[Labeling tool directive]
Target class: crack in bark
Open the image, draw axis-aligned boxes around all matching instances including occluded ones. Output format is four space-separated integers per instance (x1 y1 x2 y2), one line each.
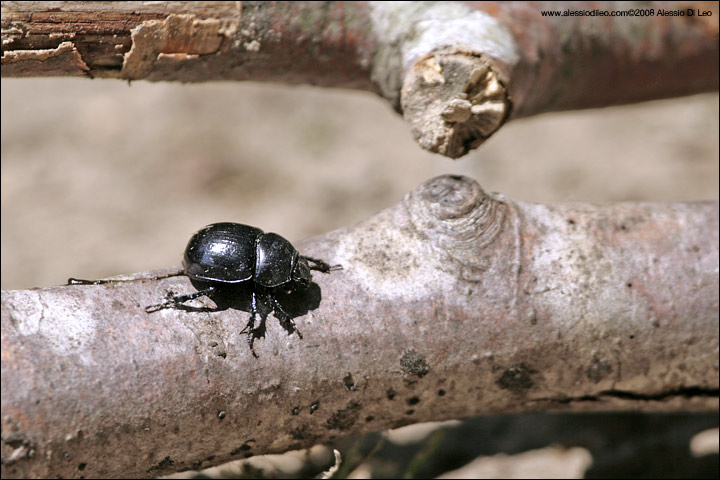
542 387 720 404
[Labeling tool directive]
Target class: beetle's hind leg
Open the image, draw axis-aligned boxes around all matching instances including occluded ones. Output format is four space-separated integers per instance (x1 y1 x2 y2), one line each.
145 286 215 313
300 256 342 273
70 269 185 286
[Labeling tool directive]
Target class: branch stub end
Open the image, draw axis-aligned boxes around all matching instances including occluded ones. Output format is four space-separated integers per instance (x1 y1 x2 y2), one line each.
401 50 511 159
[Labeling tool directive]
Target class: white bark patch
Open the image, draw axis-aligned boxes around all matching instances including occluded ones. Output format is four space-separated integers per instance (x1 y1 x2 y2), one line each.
122 14 236 79
369 1 519 68
333 208 458 301
8 290 97 360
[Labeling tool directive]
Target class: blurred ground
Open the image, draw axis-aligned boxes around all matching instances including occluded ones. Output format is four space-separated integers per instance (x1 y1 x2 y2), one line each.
1 79 718 478
1 79 717 289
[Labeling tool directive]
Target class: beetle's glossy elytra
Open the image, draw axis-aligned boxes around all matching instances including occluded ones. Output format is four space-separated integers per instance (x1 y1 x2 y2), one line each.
146 222 340 357
182 223 310 288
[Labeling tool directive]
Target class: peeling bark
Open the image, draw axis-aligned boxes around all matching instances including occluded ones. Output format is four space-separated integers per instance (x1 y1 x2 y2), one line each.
2 1 717 158
2 175 718 478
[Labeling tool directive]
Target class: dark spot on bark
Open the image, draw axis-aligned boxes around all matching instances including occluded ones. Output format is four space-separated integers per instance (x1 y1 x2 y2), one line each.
405 409 415 415
496 363 536 391
343 372 356 391
78 463 87 471
217 411 226 420
310 401 320 414
230 441 255 456
365 415 374 422
400 349 430 378
620 224 628 231
291 406 301 415
407 396 420 405
437 389 446 396
290 424 315 441
586 360 613 383
629 335 635 339
205 455 215 462
2 430 30 448
325 401 362 431
567 218 576 225
216 350 227 359
626 282 632 288
148 456 174 472
386 388 396 400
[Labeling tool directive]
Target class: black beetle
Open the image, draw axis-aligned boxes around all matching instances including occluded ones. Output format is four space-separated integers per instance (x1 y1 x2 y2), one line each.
69 222 340 357
145 222 340 356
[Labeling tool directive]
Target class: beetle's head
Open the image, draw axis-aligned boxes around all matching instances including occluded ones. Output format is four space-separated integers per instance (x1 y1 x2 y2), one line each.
291 256 312 288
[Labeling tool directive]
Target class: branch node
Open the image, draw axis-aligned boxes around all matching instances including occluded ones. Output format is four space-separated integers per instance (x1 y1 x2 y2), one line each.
404 175 507 276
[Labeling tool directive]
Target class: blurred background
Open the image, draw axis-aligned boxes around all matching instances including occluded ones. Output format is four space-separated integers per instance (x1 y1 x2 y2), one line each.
1 79 717 477
1 79 717 289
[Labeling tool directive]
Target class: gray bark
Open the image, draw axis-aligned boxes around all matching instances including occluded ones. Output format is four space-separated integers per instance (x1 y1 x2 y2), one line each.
2 175 718 478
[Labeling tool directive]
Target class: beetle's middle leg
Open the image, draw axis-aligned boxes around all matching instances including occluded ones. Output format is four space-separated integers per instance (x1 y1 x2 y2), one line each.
240 290 269 358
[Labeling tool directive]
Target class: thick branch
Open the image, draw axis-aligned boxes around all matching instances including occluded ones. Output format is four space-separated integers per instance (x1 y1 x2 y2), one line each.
2 175 718 478
2 2 717 158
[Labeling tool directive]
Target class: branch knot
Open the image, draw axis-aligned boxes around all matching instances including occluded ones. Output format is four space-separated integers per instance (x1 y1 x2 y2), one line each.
404 175 506 279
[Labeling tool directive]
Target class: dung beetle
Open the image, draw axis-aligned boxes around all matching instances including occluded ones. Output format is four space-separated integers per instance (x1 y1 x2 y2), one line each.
145 222 341 356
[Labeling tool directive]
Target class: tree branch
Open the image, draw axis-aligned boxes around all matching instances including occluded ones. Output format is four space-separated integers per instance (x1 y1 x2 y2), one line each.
2 175 718 478
2 1 717 158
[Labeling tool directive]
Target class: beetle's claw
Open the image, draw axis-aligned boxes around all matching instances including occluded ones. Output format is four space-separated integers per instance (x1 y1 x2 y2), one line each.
248 338 259 358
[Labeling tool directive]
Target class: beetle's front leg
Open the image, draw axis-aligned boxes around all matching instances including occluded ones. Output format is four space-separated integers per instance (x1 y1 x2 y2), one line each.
300 256 342 273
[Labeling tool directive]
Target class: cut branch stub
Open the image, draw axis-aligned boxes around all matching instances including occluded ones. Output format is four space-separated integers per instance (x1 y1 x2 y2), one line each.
401 50 510 159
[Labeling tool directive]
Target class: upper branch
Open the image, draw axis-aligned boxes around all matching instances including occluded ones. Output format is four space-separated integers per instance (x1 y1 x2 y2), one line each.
396 1 719 157
2 2 717 157
0 1 378 89
2 175 718 478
